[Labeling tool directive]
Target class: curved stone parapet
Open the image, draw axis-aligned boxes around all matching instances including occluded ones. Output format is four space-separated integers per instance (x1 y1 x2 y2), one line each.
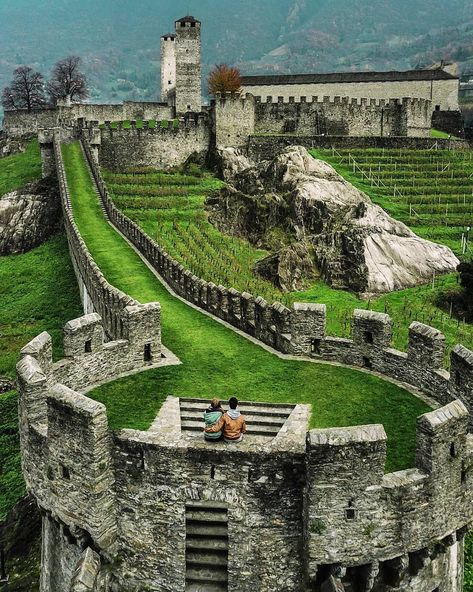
17 320 473 591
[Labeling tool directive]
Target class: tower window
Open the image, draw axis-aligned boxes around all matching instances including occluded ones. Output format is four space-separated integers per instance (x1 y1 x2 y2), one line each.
364 331 374 344
144 343 152 362
84 339 92 353
168 81 172 85
191 22 196 27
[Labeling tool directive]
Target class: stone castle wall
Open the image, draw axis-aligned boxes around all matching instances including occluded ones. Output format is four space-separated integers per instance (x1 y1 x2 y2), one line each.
17 315 473 591
81 136 473 419
253 96 431 138
3 101 173 136
242 77 460 112
96 116 210 170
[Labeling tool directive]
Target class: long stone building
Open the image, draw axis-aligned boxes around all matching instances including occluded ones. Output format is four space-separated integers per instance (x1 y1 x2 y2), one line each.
241 65 460 112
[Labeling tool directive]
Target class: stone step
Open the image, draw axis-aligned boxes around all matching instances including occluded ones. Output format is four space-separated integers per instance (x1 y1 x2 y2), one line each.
185 583 228 592
186 501 228 511
179 398 294 413
181 420 279 437
182 413 286 427
186 524 229 538
186 511 228 523
186 538 229 552
186 568 228 584
180 402 293 417
186 552 228 568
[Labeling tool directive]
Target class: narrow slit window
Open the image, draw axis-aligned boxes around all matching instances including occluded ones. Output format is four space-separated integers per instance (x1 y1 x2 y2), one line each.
84 339 92 353
144 343 152 362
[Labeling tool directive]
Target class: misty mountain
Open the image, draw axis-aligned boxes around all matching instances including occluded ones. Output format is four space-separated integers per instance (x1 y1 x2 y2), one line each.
1 0 473 105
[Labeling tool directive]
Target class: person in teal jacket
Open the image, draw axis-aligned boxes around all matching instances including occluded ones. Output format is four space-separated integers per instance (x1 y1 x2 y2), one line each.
203 398 224 441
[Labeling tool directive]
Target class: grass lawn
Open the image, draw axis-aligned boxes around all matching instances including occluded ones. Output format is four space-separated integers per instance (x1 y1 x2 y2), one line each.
62 140 432 473
0 140 41 196
0 235 82 520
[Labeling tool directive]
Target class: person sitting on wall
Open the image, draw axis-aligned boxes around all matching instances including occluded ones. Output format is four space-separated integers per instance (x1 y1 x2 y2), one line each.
205 397 247 443
203 398 225 442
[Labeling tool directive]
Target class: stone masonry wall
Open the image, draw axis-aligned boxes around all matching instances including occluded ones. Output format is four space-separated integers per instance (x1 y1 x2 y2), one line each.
252 96 431 138
2 101 173 136
17 321 473 591
247 134 471 161
15 136 473 591
96 116 210 171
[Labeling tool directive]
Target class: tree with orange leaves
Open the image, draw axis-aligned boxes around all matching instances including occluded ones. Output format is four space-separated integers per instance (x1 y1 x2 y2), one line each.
208 64 242 96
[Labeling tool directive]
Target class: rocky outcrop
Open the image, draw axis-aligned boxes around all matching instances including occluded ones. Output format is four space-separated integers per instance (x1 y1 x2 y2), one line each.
254 242 317 292
0 134 32 159
209 146 459 295
0 179 60 255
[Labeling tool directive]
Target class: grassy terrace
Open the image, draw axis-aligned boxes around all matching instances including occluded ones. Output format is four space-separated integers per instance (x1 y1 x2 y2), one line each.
62 141 432 473
0 139 41 195
312 148 473 256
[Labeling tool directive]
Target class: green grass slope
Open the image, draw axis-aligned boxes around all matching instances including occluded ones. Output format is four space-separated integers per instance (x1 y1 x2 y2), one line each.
0 235 82 520
63 141 432 473
0 140 41 196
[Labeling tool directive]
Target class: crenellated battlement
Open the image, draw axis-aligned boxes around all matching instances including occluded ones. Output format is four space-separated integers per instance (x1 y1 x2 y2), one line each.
95 113 209 133
17 309 473 591
252 94 432 108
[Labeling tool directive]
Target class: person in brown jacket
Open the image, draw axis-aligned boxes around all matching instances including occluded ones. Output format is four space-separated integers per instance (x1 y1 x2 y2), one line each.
205 397 247 443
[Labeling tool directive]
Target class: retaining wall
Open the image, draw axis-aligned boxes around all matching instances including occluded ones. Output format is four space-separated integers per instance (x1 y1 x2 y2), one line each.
95 115 210 170
247 134 471 161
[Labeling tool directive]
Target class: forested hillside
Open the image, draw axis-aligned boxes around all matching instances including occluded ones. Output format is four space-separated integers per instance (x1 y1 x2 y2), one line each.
1 0 473 105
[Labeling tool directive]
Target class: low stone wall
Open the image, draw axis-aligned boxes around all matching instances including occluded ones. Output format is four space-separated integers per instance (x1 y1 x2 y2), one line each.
2 101 173 137
247 134 471 161
95 115 211 170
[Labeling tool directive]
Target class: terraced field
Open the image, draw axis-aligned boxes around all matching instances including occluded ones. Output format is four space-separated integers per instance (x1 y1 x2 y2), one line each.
313 148 473 255
103 169 284 303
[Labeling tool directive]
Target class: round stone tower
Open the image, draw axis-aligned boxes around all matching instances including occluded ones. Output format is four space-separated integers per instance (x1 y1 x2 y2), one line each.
160 33 176 105
174 15 202 115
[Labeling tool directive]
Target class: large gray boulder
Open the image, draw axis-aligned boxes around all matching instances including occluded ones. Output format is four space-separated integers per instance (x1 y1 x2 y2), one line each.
0 179 60 255
211 146 459 295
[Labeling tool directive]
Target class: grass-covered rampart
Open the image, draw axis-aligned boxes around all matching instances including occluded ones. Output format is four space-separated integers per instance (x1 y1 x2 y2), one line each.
63 141 432 473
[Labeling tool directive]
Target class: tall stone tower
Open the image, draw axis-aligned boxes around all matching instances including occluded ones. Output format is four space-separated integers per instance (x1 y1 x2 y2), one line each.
174 15 202 114
160 33 176 105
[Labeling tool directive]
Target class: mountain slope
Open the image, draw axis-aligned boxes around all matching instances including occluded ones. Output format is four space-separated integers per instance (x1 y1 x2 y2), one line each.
0 0 472 105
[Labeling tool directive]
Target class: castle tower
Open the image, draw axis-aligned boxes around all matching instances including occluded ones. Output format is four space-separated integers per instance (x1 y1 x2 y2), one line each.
174 15 202 114
160 33 176 105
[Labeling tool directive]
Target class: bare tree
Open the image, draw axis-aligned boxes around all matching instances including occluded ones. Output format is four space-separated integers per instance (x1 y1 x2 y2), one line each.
1 66 46 111
47 56 89 105
208 64 242 96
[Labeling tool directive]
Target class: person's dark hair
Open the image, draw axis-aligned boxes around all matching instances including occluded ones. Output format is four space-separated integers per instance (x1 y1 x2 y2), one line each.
229 397 238 410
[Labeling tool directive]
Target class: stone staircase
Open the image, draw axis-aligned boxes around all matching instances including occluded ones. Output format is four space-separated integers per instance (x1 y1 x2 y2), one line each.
185 501 229 591
179 398 295 439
